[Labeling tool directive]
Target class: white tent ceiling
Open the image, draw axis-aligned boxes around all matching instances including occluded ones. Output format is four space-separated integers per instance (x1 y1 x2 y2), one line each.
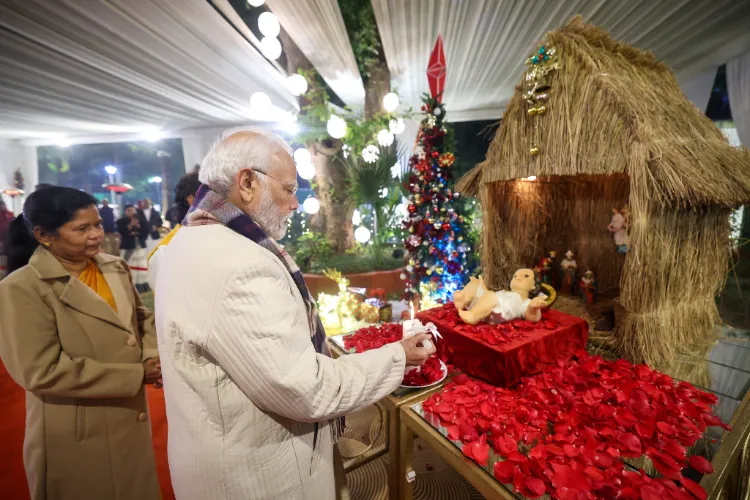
371 0 750 121
2 0 750 145
0 0 298 143
265 0 365 107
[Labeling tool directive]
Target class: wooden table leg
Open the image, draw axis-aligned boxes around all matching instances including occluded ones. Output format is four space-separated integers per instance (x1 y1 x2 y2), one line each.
399 418 415 500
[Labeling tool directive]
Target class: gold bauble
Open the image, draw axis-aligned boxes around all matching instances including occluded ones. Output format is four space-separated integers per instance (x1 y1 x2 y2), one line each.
428 218 435 224
530 147 540 156
436 267 444 275
527 107 537 116
536 105 547 115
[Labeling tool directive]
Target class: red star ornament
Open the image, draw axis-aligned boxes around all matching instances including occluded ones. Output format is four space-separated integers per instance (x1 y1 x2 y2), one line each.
427 35 446 103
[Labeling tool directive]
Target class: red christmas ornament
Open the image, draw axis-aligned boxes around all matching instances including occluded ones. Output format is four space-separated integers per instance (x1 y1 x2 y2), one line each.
431 151 439 159
442 222 451 231
408 204 416 213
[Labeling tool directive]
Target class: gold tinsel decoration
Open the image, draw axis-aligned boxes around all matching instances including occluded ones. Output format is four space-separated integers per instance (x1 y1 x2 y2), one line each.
524 44 559 156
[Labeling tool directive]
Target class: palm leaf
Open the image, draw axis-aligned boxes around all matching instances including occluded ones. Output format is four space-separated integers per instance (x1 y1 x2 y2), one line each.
342 141 400 212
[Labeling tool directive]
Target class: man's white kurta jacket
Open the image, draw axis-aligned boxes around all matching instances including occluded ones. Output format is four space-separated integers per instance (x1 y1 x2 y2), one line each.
154 224 406 499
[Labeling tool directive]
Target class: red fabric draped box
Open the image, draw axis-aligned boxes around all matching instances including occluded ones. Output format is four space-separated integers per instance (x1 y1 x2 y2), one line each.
417 303 588 388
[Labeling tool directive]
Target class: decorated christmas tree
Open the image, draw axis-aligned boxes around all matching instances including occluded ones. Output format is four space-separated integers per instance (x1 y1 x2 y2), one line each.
402 91 474 304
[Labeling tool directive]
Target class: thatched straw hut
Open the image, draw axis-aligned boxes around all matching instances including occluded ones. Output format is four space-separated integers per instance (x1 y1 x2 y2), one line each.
458 17 750 365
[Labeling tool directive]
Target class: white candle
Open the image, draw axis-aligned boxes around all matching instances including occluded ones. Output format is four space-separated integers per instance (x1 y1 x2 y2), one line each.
403 302 433 349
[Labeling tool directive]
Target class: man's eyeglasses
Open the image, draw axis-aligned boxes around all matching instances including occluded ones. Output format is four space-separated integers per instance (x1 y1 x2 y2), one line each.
251 168 298 196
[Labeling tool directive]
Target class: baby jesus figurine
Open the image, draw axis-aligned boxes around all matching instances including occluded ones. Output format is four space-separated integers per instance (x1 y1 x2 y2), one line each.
452 269 548 326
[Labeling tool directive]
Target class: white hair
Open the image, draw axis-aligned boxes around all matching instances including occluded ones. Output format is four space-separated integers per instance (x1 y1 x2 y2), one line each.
198 126 293 194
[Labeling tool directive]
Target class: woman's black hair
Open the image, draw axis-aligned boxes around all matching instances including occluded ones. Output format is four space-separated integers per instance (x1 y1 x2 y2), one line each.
4 187 97 273
174 169 201 221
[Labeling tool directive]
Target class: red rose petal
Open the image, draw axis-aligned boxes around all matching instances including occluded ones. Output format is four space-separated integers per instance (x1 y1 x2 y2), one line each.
641 485 662 500
619 432 643 453
470 435 490 466
563 444 579 457
447 425 460 441
681 477 707 500
636 422 654 438
584 466 604 482
494 460 515 483
657 421 677 436
526 477 546 498
688 455 714 474
650 457 683 481
508 451 527 463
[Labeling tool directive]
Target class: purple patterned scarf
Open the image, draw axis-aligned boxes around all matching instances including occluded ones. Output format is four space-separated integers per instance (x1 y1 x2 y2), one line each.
184 185 342 442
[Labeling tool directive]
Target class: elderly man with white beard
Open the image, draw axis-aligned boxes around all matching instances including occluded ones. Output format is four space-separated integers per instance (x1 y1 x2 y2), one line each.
154 127 435 500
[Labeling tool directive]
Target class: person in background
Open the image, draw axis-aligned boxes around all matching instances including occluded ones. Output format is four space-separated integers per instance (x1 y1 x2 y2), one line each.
164 203 180 228
117 204 142 262
98 199 118 256
155 128 434 499
0 187 161 500
147 168 200 290
140 198 163 255
0 199 14 248
0 200 14 273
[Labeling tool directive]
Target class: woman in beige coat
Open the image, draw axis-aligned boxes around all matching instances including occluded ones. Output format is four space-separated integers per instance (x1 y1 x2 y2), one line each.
0 187 162 500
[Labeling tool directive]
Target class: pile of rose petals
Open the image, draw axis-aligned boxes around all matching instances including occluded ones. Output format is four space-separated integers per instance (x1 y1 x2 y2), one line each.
419 303 560 346
422 351 729 499
343 323 403 352
403 356 445 386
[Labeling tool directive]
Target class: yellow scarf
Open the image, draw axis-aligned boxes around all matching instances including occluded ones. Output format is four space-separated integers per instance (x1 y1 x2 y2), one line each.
148 224 181 263
79 260 117 312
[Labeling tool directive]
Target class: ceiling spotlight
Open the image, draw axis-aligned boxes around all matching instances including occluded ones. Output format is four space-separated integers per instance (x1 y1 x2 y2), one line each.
104 165 118 175
258 12 280 38
247 0 265 6
260 37 282 60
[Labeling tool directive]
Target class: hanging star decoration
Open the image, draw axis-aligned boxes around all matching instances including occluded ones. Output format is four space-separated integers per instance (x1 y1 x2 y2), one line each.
524 43 559 156
427 35 446 103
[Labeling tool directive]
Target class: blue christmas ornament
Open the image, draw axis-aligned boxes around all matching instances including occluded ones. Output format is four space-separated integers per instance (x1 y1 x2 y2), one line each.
538 46 545 55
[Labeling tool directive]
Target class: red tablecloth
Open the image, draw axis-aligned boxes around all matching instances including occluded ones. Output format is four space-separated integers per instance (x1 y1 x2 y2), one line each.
418 304 588 387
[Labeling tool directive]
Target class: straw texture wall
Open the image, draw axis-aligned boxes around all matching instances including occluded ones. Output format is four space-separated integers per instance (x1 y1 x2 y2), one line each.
460 17 750 365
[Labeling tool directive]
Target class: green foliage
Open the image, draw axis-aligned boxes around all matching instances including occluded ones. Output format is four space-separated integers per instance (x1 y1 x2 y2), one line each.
292 231 333 271
338 0 382 82
295 69 332 146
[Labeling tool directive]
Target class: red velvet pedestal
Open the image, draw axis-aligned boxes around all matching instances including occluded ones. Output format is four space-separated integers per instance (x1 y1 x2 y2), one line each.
417 304 588 388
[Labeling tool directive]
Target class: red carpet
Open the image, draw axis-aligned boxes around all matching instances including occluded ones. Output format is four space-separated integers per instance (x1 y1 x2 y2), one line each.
0 362 175 500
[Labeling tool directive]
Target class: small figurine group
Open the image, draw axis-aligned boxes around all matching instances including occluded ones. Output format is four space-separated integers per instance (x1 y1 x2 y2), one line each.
535 249 597 305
